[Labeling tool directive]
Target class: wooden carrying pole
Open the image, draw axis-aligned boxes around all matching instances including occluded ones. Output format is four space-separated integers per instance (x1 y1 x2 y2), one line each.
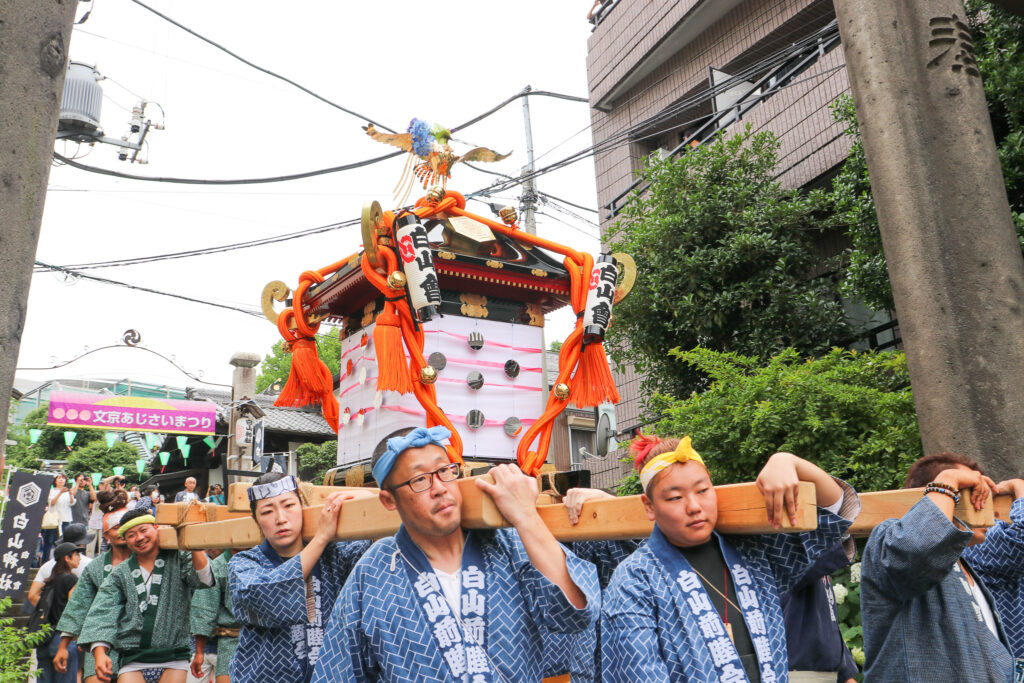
161 478 818 550
158 482 1010 551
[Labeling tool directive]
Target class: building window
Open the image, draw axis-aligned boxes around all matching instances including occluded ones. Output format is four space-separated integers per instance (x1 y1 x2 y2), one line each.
569 427 595 470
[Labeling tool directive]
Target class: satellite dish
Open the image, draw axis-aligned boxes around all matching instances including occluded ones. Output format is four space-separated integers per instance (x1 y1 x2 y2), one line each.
595 411 616 457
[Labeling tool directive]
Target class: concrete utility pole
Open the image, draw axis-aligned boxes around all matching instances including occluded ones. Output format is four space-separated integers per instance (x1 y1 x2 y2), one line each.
0 0 81 471
520 86 551 405
520 85 538 237
833 0 1024 480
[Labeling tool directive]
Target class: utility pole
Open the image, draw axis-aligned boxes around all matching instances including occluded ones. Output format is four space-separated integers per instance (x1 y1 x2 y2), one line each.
0 0 81 471
520 85 538 236
519 85 550 406
833 0 1024 480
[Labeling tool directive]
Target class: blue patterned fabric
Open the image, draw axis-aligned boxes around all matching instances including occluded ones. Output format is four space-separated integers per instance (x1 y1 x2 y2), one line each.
541 540 640 683
229 539 371 683
310 528 599 682
372 425 450 485
601 479 859 683
139 666 164 683
862 496 1015 682
964 497 1024 660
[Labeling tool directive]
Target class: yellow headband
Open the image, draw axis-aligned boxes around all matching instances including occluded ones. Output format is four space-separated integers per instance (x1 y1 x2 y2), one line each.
639 436 705 491
118 514 156 537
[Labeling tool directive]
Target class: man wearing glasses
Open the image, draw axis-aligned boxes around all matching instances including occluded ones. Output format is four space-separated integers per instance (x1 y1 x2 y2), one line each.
311 425 600 683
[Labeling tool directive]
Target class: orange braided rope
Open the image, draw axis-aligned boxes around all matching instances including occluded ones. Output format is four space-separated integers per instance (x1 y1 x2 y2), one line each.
273 255 356 432
360 246 464 463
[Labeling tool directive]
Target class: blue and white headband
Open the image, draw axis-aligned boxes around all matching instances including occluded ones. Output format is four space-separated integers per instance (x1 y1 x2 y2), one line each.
247 475 299 503
372 426 451 486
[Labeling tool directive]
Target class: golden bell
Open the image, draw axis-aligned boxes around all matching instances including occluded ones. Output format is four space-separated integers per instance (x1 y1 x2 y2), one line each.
420 366 438 384
499 206 518 225
553 382 570 400
387 271 407 289
426 186 446 203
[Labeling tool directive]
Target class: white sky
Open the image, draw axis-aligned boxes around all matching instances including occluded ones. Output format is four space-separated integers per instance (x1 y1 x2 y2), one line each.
19 0 603 392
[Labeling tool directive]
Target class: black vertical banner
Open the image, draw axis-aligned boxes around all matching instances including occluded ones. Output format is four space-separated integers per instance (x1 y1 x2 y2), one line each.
0 471 54 600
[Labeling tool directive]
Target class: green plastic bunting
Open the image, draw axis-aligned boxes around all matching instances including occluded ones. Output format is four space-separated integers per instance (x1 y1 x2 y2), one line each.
145 433 156 451
176 436 191 462
29 429 42 445
91 472 102 487
159 452 170 466
203 436 216 450
113 466 125 476
136 459 146 475
105 432 117 450
63 431 76 448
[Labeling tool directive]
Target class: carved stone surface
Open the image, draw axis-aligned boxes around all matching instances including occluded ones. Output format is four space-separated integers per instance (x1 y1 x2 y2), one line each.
834 0 1024 479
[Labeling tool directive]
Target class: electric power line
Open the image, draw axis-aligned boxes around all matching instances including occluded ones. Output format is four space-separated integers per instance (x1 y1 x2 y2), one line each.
36 215 360 271
47 23 842 277
128 0 398 133
53 150 403 185
33 260 263 317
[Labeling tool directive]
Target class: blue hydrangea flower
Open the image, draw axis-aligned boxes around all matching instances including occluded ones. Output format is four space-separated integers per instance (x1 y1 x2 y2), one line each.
408 118 434 157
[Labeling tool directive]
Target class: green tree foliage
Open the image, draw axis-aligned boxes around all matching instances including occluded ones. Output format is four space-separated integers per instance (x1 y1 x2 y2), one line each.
296 440 338 485
971 0 1024 219
834 1 1024 311
0 597 49 682
608 127 850 398
4 405 103 470
616 348 922 495
66 442 145 483
256 334 342 394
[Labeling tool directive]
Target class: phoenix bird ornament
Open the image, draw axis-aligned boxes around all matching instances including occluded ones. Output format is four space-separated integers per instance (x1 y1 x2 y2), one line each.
364 118 511 204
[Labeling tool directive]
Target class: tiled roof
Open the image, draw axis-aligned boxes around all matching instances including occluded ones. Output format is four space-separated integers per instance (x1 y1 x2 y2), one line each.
187 388 335 438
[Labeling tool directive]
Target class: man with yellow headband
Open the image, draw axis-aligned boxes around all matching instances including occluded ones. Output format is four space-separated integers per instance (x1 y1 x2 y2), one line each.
602 435 860 683
53 506 133 682
79 507 213 683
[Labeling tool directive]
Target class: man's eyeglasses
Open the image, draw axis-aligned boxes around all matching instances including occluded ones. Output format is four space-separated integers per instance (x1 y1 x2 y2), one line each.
390 463 461 493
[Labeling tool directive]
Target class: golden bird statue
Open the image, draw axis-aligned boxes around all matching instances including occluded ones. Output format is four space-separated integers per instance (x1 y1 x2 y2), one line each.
364 119 511 204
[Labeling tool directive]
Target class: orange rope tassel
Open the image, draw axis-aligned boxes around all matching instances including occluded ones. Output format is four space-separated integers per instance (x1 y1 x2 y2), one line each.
373 305 413 394
275 337 339 432
571 342 620 407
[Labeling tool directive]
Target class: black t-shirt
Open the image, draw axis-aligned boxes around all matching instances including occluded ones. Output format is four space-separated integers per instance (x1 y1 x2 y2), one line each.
678 539 760 682
47 572 78 626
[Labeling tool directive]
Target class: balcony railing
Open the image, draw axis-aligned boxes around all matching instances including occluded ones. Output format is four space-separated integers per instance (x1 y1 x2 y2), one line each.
604 20 841 219
588 0 620 29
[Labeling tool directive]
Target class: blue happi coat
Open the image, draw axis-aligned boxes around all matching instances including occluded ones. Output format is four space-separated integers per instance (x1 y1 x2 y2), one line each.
310 527 600 682
229 539 371 683
863 496 1015 682
602 479 859 683
964 497 1024 662
541 540 641 683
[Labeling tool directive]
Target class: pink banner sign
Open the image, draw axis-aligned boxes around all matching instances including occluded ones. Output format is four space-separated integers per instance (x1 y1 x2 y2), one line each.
47 391 217 435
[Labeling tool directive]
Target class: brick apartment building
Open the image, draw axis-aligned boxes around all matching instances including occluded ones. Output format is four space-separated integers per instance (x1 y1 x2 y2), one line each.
584 0 875 487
